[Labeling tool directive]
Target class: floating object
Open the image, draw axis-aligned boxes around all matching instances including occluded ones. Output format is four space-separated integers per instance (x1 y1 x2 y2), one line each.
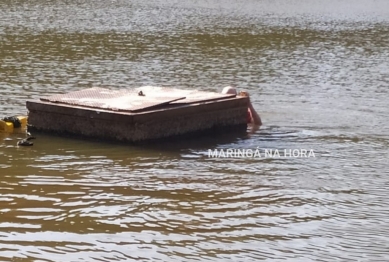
17 134 36 147
17 139 34 146
26 87 249 143
0 121 14 133
0 116 28 133
26 135 36 141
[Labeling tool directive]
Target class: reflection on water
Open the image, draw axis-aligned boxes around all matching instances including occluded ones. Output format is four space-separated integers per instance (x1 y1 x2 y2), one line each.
1 0 389 261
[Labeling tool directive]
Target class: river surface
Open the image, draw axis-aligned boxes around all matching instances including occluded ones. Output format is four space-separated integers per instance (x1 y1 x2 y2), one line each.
1 0 389 261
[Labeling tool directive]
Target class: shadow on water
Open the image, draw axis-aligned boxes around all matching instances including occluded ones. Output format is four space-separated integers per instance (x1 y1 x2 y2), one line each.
23 125 249 152
155 129 250 151
2 123 326 153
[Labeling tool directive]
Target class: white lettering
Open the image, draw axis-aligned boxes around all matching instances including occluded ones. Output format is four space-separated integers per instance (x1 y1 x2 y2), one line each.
300 149 307 157
273 149 280 158
265 149 273 158
308 149 315 158
292 149 300 157
235 149 245 158
226 149 233 158
208 148 316 158
218 149 225 158
284 149 292 157
208 149 218 158
246 149 253 157
254 148 261 158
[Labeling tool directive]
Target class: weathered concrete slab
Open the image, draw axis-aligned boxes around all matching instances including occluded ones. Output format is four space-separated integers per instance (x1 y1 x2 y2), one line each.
40 87 236 113
134 86 236 104
27 87 249 143
40 87 186 112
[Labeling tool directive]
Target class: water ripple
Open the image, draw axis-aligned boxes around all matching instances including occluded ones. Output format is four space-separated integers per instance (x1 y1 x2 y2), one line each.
1 0 389 261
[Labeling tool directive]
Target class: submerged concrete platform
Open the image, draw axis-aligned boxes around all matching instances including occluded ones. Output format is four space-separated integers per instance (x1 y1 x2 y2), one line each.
26 86 249 143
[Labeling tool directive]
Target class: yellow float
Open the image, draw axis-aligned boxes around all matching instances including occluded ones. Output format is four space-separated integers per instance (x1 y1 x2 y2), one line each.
0 116 28 133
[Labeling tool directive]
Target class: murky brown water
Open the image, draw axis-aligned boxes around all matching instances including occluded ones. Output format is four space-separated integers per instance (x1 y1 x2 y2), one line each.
1 0 389 261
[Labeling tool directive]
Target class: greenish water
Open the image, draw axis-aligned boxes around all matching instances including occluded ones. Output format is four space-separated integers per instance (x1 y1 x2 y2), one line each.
1 0 389 261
